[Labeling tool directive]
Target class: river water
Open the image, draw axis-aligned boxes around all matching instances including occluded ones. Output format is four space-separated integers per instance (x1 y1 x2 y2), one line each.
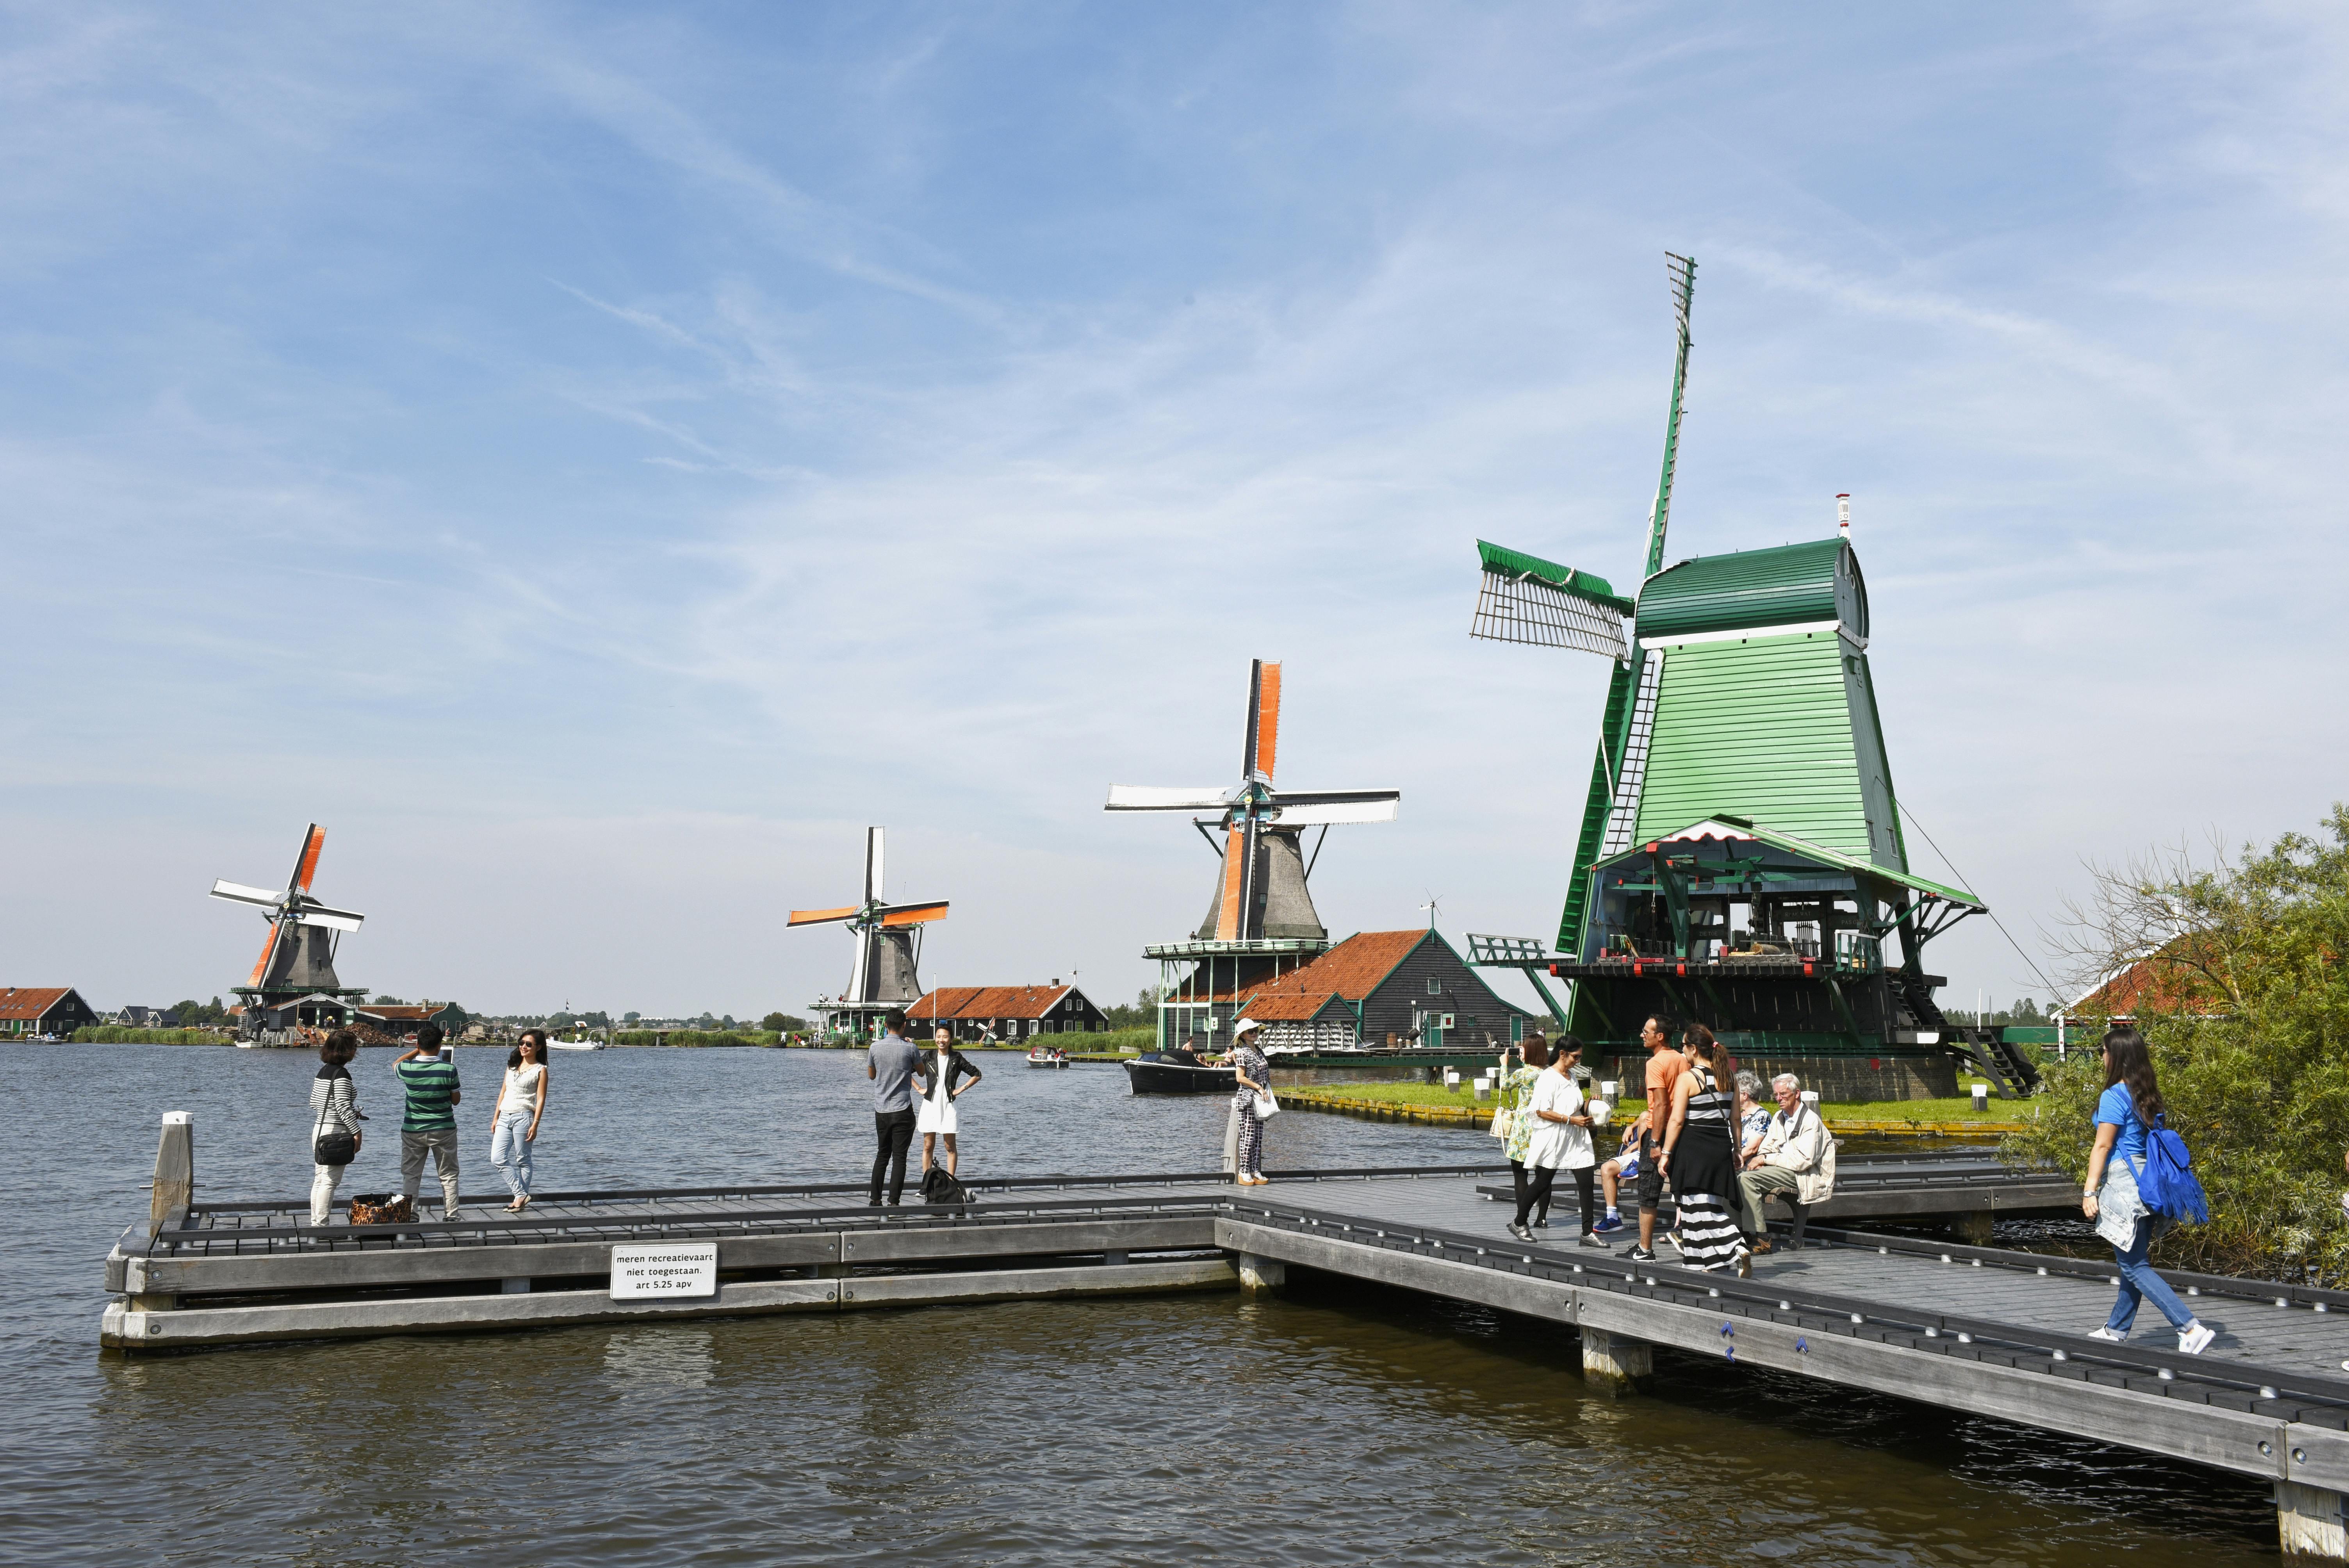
1 1044 2285 1564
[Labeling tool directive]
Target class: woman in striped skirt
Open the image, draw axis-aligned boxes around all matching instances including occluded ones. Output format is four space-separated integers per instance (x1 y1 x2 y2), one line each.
1657 1023 1750 1277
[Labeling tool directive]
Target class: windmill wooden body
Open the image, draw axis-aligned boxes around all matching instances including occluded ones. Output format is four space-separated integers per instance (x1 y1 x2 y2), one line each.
209 823 369 1039
788 827 947 1042
1107 660 1399 1050
1466 256 2026 1099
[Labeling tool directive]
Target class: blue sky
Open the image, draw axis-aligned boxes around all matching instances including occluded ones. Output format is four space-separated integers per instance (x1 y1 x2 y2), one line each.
4 3 2344 1018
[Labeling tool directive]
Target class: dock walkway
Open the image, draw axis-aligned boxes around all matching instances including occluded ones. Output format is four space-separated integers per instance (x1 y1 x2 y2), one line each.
100 1123 2349 1559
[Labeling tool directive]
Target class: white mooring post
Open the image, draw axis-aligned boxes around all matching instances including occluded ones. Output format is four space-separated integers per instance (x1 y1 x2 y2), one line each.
1970 1081 1990 1112
150 1112 194 1236
2278 1479 2349 1561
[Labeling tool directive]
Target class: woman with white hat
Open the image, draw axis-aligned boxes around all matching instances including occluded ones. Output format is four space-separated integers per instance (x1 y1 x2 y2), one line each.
1227 1017 1274 1185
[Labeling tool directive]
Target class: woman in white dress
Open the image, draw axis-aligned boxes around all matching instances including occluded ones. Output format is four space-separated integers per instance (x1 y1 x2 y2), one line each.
915 1027 982 1178
1509 1036 1602 1246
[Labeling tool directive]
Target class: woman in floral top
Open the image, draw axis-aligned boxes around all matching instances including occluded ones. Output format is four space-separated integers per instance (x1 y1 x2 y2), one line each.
1499 1037 1553 1224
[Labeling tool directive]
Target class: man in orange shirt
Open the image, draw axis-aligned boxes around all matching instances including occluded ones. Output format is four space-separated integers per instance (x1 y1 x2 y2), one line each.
1626 1015 1681 1263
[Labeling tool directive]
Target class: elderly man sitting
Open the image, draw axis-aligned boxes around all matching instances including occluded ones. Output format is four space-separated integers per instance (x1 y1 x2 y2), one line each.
1736 1073 1835 1254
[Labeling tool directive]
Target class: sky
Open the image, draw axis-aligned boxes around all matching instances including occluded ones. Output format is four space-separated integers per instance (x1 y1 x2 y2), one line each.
3 2 2345 1019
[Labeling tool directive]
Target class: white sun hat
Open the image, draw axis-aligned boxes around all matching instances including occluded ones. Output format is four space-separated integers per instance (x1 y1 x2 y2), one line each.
1232 1017 1263 1036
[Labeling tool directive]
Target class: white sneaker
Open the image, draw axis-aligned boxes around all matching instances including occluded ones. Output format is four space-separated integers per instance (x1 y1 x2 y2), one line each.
2085 1326 2125 1342
2178 1322 2214 1356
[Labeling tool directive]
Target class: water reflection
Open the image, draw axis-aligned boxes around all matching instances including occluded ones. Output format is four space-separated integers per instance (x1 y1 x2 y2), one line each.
602 1327 715 1390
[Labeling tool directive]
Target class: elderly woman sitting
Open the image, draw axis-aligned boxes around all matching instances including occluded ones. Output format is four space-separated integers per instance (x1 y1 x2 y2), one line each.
1735 1073 1836 1253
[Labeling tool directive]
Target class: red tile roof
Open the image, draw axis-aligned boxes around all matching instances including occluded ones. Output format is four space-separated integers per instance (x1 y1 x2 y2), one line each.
1235 930 1431 1021
2070 944 2228 1018
911 985 1077 1021
361 1004 457 1023
0 987 80 1022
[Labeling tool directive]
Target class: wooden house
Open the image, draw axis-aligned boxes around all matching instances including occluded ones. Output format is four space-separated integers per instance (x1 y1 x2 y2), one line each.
909 982 1109 1041
0 986 100 1038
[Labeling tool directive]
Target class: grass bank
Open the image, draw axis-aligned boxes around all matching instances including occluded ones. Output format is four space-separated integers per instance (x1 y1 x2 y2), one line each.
69 1027 236 1045
1277 1082 2033 1136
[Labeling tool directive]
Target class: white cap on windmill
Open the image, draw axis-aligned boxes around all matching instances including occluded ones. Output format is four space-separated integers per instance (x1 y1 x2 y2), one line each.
1837 494 1851 538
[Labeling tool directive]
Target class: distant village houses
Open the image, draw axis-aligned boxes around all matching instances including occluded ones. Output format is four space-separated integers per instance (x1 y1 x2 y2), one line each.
911 982 1107 1041
0 986 99 1038
114 1005 182 1028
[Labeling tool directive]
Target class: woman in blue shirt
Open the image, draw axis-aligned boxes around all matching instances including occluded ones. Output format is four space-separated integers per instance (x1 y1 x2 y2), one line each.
2082 1026 2214 1354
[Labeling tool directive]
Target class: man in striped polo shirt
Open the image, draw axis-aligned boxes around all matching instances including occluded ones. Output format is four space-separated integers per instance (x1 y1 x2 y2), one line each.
395 1023 463 1221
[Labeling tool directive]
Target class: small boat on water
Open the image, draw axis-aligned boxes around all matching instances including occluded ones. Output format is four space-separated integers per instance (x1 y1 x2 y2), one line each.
1025 1045 1069 1068
547 1036 604 1052
1121 1051 1237 1095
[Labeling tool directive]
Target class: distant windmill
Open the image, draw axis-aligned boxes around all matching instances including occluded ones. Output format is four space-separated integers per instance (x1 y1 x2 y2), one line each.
788 827 948 1040
1107 659 1401 944
209 823 368 1036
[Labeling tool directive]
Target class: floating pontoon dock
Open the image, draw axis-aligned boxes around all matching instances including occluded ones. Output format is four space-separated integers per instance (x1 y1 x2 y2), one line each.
103 1115 2349 1559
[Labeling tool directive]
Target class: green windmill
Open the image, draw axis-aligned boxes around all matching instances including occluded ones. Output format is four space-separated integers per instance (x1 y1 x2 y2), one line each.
1465 255 2029 1099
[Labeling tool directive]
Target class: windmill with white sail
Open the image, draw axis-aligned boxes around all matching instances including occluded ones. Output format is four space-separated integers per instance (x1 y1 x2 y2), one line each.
1107 659 1400 1048
209 823 369 1041
788 827 948 1042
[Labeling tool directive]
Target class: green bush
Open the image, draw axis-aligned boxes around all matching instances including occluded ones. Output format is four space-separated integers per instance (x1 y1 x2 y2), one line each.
2004 805 2349 1281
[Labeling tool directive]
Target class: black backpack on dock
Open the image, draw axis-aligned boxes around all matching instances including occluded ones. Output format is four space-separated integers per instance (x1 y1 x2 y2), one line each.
921 1166 971 1208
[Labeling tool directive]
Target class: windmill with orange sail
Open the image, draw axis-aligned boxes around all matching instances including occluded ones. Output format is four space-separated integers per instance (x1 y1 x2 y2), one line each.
788 827 948 1042
1107 659 1399 1049
209 823 369 1041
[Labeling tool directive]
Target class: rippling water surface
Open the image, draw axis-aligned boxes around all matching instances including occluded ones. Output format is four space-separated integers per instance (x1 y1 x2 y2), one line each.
1 1044 2284 1564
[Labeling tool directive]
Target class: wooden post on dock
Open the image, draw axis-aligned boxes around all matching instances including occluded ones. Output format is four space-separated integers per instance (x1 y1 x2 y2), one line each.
149 1112 193 1236
1580 1327 1650 1396
2278 1480 2349 1562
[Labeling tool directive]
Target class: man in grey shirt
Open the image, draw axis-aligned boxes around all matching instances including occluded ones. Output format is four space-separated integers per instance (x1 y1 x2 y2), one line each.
867 1012 920 1205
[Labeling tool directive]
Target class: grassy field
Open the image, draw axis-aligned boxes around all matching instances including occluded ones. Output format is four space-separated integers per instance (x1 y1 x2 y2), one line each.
1280 1081 2033 1126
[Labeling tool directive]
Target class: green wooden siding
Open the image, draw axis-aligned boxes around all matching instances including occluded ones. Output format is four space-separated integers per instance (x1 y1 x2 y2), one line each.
1631 631 1898 865
1634 538 1865 641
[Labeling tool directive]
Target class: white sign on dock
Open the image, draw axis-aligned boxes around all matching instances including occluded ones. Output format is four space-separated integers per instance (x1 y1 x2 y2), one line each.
609 1242 719 1300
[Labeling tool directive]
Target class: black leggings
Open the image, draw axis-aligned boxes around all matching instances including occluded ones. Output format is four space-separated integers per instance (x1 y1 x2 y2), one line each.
1513 1163 1597 1231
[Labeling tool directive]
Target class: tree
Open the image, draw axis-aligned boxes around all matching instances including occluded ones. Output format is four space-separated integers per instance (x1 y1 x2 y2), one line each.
761 1012 809 1032
2005 805 2349 1279
1104 985 1167 1032
372 995 408 1005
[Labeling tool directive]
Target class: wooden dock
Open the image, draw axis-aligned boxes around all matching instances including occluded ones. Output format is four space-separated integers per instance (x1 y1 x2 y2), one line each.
103 1116 2349 1559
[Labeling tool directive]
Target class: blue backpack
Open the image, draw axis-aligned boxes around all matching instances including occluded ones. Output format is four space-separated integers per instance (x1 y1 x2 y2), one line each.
2129 1112 2210 1225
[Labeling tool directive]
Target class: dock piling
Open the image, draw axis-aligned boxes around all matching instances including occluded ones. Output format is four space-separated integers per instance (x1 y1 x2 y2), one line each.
148 1112 192 1236
2277 1479 2349 1561
1237 1253 1286 1294
1579 1327 1651 1396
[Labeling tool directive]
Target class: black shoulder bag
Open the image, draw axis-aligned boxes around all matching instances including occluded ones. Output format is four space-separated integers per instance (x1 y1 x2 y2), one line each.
313 1073 359 1167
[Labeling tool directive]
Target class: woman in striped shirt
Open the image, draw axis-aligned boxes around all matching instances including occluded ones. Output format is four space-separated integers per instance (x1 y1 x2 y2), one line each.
308 1030 364 1226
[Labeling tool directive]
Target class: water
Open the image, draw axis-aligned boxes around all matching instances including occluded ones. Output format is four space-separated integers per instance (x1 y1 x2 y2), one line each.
1 1044 2285 1565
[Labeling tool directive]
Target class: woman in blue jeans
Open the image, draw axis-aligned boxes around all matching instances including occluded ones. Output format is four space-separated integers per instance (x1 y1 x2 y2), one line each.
490 1031 550 1211
2082 1026 2214 1354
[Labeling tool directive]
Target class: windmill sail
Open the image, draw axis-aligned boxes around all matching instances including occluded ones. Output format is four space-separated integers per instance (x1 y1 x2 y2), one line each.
1111 660 1396 948
1470 541 1634 659
788 826 949 1027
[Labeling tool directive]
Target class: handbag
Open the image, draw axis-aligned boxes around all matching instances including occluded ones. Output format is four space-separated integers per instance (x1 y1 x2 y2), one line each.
1489 1105 1515 1140
1253 1090 1281 1119
312 1074 358 1167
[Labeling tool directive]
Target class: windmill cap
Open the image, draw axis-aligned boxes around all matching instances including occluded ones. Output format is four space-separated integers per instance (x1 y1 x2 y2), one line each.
1233 1017 1263 1035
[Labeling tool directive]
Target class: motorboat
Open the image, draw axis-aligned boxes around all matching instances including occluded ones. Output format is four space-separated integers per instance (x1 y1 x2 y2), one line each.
547 1036 604 1052
1025 1045 1069 1068
1121 1051 1237 1095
